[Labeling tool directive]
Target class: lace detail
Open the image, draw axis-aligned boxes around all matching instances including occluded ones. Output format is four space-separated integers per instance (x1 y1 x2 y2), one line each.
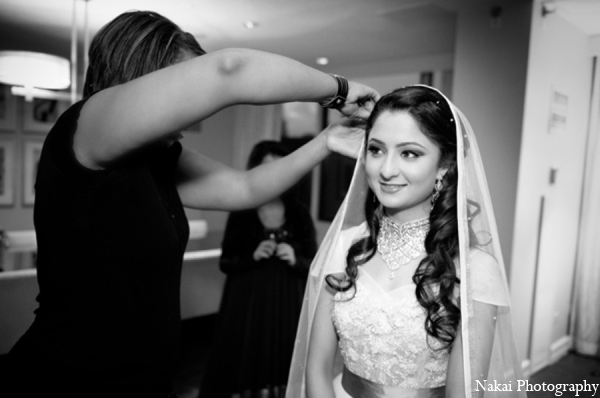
332 274 449 388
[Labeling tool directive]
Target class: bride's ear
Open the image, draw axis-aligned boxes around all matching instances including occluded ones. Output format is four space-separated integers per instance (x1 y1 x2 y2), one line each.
437 167 449 180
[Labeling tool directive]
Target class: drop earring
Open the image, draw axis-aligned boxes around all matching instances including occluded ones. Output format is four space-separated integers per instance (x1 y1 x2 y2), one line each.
372 193 378 204
431 177 443 207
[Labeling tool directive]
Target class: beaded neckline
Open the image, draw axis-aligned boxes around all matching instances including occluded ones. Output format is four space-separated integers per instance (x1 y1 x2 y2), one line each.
377 215 430 279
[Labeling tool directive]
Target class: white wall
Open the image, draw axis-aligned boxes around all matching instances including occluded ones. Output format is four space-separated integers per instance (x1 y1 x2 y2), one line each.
452 2 532 277
510 0 593 373
329 53 453 86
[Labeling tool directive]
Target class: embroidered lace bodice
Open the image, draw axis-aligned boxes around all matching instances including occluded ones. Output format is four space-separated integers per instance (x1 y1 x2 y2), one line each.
332 268 449 388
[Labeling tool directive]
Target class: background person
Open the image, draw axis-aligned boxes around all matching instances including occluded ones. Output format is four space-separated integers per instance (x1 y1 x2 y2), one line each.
200 140 318 398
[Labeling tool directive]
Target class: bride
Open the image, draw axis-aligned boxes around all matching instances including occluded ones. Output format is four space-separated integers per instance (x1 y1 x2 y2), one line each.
286 85 527 398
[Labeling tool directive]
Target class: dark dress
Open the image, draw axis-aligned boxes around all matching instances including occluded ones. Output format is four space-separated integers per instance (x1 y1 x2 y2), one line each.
4 100 190 397
200 200 317 398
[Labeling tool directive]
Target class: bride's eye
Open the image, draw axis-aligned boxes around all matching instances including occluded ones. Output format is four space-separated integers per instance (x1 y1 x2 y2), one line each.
401 150 420 159
367 144 383 156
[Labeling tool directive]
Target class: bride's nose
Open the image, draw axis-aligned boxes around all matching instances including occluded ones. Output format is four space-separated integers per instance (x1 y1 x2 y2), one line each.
380 154 401 180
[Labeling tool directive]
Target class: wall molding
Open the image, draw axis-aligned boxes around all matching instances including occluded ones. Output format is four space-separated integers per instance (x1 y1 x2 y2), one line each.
550 335 573 364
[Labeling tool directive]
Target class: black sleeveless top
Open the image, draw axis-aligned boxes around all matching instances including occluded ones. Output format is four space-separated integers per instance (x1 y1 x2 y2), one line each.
9 100 190 397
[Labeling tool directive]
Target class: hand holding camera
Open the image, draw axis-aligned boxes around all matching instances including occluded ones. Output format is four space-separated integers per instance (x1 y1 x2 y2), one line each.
253 240 277 261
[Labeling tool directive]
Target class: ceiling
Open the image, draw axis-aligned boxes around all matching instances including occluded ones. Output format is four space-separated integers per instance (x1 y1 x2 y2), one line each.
0 0 514 71
0 0 598 73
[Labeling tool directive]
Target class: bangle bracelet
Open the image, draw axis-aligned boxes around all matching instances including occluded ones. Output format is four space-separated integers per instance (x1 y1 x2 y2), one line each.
319 74 349 110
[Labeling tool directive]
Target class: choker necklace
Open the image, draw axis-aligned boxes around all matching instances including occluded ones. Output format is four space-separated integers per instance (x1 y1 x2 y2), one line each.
377 215 430 279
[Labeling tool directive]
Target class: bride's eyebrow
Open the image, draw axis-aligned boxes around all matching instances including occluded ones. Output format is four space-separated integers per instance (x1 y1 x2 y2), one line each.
397 142 426 149
367 138 426 150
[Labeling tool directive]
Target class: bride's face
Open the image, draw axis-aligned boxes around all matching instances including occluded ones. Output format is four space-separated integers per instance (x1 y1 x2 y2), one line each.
365 110 443 222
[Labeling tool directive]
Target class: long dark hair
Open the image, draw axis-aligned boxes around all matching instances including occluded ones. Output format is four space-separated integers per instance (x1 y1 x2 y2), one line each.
83 10 205 98
326 86 460 348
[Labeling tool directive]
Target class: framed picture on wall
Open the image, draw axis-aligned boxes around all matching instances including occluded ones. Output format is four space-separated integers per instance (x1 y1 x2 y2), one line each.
23 140 44 206
0 84 17 131
23 98 70 134
0 138 16 206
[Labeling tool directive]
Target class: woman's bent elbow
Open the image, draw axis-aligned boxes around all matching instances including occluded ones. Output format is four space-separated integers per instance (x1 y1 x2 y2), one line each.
214 49 248 76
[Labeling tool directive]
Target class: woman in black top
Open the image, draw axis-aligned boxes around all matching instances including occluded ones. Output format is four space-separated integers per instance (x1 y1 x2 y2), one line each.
3 10 378 398
200 141 318 398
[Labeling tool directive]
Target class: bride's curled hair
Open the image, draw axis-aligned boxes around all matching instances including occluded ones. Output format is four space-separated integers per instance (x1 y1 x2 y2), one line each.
326 85 460 349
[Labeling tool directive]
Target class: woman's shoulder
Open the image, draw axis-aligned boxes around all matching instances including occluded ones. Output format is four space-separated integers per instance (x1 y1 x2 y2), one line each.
465 248 510 306
466 248 504 278
45 100 87 143
467 247 498 266
39 99 101 179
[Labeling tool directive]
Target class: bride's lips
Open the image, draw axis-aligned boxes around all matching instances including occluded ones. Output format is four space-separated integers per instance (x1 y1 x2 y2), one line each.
379 182 406 194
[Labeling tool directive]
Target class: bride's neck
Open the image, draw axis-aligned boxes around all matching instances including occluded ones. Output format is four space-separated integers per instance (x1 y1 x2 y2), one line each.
384 206 430 226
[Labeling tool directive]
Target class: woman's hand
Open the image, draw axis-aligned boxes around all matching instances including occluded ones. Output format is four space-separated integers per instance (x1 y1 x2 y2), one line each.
339 81 379 119
275 243 296 266
253 240 277 261
323 117 367 159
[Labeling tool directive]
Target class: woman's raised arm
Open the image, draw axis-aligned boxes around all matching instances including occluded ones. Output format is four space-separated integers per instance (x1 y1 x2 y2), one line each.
74 48 378 170
176 117 365 211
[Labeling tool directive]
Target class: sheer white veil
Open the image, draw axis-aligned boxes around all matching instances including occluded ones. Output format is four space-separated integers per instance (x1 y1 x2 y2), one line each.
286 85 527 397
